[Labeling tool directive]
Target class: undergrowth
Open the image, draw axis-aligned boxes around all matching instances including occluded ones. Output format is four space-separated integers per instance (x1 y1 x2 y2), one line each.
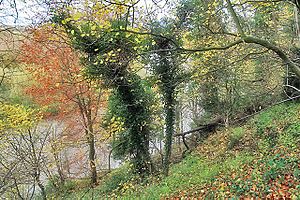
43 102 300 199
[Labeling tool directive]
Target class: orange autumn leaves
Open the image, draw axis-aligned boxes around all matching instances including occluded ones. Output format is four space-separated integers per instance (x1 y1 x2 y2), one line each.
21 29 78 109
19 27 107 137
165 147 300 199
20 28 101 111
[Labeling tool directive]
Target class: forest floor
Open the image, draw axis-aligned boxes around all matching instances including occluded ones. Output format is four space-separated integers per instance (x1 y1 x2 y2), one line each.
44 102 300 199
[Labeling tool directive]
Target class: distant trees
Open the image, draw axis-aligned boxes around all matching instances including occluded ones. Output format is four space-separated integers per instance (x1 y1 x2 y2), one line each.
174 0 300 79
225 0 300 78
0 27 24 102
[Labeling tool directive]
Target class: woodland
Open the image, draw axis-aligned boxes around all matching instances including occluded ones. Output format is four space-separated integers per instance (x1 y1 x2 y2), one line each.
0 0 300 199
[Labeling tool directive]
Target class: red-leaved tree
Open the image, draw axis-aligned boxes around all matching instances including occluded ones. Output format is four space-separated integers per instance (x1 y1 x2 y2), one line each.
19 27 107 185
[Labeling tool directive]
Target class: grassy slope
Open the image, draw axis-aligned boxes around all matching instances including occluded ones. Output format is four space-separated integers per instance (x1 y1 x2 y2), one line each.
46 102 300 199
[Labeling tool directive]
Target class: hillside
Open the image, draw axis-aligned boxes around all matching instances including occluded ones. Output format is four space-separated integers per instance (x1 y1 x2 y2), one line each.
43 102 300 199
2 1 300 199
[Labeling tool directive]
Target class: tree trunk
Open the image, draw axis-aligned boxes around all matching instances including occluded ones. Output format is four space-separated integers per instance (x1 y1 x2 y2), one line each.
242 36 300 78
163 93 175 176
87 127 97 185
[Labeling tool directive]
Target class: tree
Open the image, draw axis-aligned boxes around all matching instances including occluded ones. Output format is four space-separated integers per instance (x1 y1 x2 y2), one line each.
166 0 297 125
19 27 107 185
146 20 184 175
0 103 49 200
52 9 155 174
175 0 300 79
0 27 25 102
225 0 300 78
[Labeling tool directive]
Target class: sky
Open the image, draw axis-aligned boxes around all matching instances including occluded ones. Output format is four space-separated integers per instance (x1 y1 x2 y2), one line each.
0 0 47 26
0 0 171 27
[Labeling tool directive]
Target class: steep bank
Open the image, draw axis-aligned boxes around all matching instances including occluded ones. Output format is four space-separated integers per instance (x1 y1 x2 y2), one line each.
44 102 300 199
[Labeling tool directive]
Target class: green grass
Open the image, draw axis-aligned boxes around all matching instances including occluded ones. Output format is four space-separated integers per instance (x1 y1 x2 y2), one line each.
119 153 253 199
43 102 300 199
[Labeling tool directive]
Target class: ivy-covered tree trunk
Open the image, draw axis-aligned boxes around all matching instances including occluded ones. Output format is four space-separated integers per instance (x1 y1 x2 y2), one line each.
151 37 179 176
163 92 175 176
113 76 153 174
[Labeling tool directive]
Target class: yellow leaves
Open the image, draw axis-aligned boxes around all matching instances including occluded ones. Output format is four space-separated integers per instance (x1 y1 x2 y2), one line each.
134 37 141 43
202 50 216 62
191 66 209 80
103 116 125 139
91 25 97 31
120 181 136 194
126 33 131 38
61 19 67 25
212 1 218 7
182 31 194 49
111 116 116 123
0 103 41 134
73 12 82 21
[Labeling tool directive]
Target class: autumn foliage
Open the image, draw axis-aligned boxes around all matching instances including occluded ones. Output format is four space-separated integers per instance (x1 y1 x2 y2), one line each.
18 27 109 184
19 27 106 132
